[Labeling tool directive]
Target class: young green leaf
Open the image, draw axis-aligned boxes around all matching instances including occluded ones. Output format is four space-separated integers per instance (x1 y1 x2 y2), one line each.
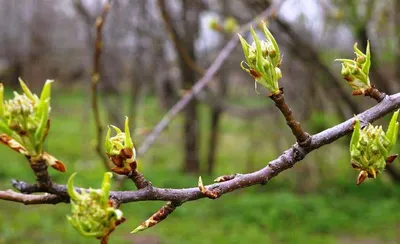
386 110 399 149
67 172 80 201
124 116 133 149
238 34 250 64
18 78 35 101
350 118 360 152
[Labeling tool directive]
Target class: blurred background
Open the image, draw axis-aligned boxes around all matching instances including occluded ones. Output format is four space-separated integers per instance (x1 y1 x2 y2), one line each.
0 0 400 243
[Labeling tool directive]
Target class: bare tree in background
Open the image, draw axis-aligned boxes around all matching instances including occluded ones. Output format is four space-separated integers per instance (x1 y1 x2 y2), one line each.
158 0 203 173
206 0 230 175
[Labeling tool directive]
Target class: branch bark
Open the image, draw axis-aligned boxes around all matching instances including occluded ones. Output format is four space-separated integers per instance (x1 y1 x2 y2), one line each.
5 92 400 205
0 190 67 205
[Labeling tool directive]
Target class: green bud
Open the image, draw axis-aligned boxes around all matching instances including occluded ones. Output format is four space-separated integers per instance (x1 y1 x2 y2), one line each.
105 117 135 158
208 18 221 31
105 117 136 174
335 41 372 95
350 112 399 185
223 17 238 33
238 22 282 94
124 116 133 149
67 172 124 239
18 78 36 101
0 79 53 156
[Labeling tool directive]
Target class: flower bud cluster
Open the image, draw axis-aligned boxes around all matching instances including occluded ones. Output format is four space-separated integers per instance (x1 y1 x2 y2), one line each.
336 42 372 95
238 22 282 94
67 172 124 238
350 110 399 185
105 117 136 175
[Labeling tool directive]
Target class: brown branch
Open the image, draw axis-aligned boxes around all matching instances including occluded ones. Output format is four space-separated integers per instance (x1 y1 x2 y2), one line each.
0 190 67 205
92 1 112 170
137 3 282 156
364 85 386 102
269 88 311 147
128 169 152 189
7 92 400 206
28 157 53 189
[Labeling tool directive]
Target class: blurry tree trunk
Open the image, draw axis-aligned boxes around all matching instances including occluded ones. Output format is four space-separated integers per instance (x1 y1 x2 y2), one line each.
206 0 229 175
128 0 146 127
180 0 201 173
181 19 200 174
129 65 143 127
158 0 202 173
206 64 228 175
246 119 258 173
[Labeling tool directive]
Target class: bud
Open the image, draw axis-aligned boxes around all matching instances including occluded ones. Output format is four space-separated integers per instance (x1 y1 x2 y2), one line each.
198 176 220 199
131 201 178 234
208 17 223 32
0 78 53 155
223 17 238 33
335 41 371 95
350 110 399 185
238 21 282 94
67 172 124 239
105 117 136 175
0 79 64 171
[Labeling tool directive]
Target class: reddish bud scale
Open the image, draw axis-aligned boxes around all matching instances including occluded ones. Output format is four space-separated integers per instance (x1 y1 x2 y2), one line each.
352 90 364 96
111 167 130 175
111 155 124 167
198 178 221 199
51 161 66 172
386 154 398 165
214 174 237 183
0 134 28 155
120 148 133 158
344 76 354 82
132 201 178 233
249 69 262 79
357 171 368 185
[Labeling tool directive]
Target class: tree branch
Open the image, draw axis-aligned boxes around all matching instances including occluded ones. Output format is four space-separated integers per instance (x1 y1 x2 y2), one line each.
0 190 67 205
6 92 400 205
269 88 311 146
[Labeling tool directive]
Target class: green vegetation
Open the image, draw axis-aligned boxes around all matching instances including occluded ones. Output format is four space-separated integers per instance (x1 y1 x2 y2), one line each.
0 88 399 243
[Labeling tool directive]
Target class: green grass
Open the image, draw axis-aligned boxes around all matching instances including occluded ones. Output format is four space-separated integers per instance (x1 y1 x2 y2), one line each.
0 88 399 243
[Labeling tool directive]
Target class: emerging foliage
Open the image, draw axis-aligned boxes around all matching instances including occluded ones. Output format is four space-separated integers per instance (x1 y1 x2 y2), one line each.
238 22 282 94
105 117 136 175
0 78 65 172
67 172 125 239
350 110 399 185
335 42 372 95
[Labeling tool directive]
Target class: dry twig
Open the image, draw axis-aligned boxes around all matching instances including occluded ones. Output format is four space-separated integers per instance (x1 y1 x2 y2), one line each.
92 1 112 170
